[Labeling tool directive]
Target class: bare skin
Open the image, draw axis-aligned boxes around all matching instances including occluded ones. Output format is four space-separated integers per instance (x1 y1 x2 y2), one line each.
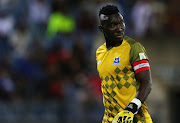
135 70 152 103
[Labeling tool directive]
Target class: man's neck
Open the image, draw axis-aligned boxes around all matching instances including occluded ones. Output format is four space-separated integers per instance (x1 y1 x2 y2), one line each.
106 39 123 49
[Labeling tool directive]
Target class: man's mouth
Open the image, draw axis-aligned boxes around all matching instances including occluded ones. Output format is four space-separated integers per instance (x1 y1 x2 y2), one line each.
115 34 123 39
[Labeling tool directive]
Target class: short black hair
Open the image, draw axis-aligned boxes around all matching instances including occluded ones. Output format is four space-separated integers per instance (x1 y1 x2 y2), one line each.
99 5 119 16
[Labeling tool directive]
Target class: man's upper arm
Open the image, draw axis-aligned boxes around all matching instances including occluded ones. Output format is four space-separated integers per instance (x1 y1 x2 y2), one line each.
130 42 152 103
130 42 150 74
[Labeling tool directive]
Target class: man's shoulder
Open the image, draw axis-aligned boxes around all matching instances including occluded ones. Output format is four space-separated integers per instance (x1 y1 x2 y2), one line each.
96 43 106 55
124 36 138 46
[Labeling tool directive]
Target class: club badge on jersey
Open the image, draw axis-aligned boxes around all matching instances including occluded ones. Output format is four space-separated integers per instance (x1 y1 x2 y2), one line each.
112 57 121 65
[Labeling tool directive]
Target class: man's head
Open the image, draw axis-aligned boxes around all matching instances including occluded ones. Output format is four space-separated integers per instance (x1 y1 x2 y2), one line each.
99 5 125 45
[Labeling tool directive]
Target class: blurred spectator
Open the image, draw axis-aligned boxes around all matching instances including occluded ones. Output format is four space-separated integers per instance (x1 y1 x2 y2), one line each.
10 23 31 58
0 68 15 101
13 0 28 24
28 0 50 25
28 0 51 38
76 9 97 54
48 76 64 99
0 0 15 9
46 0 75 38
46 41 72 77
0 9 14 58
88 74 102 100
149 0 166 36
166 0 180 35
0 10 14 38
72 39 87 70
77 10 97 32
11 39 47 98
131 0 153 38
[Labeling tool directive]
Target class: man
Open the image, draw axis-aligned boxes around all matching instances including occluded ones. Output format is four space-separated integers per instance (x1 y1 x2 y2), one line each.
96 5 152 123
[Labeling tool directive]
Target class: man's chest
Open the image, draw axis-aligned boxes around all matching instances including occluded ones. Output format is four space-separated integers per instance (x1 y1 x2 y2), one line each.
97 47 132 76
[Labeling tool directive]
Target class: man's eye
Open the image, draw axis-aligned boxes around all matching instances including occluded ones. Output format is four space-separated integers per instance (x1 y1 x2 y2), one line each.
111 24 115 28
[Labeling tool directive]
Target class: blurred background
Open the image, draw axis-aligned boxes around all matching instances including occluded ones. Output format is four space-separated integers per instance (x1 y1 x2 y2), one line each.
0 0 179 123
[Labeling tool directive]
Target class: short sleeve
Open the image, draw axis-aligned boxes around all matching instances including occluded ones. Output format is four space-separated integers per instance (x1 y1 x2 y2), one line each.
130 42 149 65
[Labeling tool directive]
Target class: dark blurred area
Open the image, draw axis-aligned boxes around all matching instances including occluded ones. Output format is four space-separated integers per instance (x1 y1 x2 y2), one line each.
0 0 179 123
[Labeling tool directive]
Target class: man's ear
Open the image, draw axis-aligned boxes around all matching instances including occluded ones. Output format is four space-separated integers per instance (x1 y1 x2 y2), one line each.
99 25 104 33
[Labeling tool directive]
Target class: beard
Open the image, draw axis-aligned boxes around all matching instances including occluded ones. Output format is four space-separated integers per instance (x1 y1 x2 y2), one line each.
105 34 124 47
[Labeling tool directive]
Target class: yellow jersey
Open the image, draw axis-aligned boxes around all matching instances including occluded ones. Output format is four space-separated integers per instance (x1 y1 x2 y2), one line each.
96 36 152 123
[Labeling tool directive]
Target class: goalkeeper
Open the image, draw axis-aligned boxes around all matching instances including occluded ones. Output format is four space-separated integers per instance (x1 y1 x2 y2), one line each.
96 5 153 123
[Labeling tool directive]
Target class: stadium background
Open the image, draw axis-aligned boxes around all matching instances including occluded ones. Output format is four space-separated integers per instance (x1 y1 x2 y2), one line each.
0 0 179 123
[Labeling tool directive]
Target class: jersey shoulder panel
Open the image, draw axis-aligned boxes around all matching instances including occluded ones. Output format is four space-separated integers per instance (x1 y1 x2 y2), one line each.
124 36 149 64
124 36 137 46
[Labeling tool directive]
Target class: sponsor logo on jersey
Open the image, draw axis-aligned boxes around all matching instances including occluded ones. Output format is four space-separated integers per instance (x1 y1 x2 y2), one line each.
139 53 146 60
98 60 101 65
112 57 121 65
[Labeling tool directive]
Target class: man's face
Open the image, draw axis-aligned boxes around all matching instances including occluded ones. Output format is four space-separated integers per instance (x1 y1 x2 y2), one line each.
100 13 125 43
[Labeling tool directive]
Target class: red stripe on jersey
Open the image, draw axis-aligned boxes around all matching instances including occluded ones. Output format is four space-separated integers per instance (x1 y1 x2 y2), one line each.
132 60 150 74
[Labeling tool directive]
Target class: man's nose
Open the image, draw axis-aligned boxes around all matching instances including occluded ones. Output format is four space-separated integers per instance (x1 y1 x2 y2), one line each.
117 24 123 31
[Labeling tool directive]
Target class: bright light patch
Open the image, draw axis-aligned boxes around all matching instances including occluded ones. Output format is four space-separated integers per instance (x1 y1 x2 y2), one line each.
100 14 108 20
